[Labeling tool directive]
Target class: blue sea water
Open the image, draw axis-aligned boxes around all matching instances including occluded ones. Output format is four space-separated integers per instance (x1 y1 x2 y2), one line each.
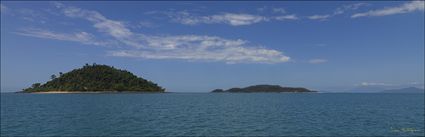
1 93 424 136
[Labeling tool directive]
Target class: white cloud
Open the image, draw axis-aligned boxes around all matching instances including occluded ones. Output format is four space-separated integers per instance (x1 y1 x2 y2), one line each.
256 6 287 14
308 14 331 20
171 12 269 26
111 34 291 64
168 10 299 26
63 7 132 38
112 34 290 64
308 3 368 20
110 35 290 64
352 1 424 18
275 14 298 20
19 4 291 64
15 28 115 46
52 1 64 9
308 59 327 64
334 3 369 15
62 6 144 48
360 82 392 86
211 13 268 26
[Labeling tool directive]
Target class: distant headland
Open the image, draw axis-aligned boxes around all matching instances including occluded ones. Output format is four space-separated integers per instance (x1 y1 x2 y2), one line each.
211 85 316 93
22 63 165 93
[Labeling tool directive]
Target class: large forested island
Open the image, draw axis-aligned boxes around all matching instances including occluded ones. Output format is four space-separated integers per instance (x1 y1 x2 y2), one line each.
211 85 316 93
22 64 165 93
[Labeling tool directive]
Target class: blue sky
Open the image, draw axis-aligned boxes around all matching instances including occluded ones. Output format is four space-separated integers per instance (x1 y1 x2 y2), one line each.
1 1 424 92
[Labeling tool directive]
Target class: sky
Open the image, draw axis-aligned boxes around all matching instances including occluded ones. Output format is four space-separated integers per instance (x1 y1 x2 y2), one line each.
1 1 424 92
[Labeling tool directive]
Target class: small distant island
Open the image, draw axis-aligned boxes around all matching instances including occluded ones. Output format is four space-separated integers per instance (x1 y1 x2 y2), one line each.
211 85 316 93
22 63 165 93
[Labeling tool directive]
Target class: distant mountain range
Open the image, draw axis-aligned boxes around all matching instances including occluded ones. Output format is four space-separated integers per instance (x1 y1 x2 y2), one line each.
379 87 424 93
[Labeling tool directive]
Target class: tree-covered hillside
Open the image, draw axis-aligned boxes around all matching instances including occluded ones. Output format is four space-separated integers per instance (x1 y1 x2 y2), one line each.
23 64 165 92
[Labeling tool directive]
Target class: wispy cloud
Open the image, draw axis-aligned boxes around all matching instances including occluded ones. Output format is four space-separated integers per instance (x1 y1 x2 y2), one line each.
257 6 287 14
110 35 290 64
275 14 298 20
308 15 331 20
159 4 366 24
352 1 424 18
334 3 369 15
17 4 290 64
16 28 115 46
62 6 143 48
272 8 286 14
16 8 50 24
360 82 392 86
308 3 368 20
136 20 157 28
170 11 269 26
1 4 60 23
308 59 327 64
165 9 298 26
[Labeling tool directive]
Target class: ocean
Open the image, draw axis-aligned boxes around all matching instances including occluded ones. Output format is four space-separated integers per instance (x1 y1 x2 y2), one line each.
1 93 424 136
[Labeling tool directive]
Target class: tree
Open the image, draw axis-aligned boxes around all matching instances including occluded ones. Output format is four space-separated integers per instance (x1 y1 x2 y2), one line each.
51 74 56 80
59 72 63 77
32 83 41 88
114 83 126 91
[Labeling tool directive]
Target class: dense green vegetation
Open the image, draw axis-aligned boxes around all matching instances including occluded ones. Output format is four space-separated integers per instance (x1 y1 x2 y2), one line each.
23 64 165 92
211 85 316 93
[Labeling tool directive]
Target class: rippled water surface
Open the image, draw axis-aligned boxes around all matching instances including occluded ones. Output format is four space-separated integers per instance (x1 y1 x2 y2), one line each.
1 93 424 136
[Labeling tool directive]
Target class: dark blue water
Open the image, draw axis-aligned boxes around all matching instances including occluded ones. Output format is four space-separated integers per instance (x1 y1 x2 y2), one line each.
1 93 424 136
